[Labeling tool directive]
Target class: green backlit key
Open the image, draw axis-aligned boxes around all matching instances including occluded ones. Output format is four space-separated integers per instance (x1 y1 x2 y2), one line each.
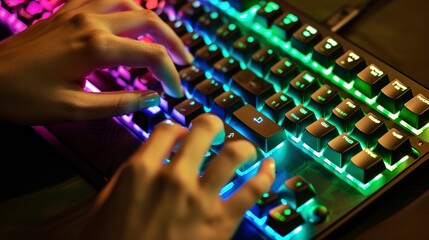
250 191 281 218
374 128 412 165
262 91 295 123
312 36 344 68
215 22 241 49
399 94 429 129
307 84 342 118
324 133 361 167
301 118 338 152
211 90 244 120
290 24 323 55
268 57 300 90
376 79 413 113
266 204 305 237
351 113 388 148
282 104 316 137
271 12 302 41
287 71 320 104
255 1 283 28
346 148 385 183
333 50 366 82
232 34 260 63
250 46 280 76
355 64 390 98
329 98 365 133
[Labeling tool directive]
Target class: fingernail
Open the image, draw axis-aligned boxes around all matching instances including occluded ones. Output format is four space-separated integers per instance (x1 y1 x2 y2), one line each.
266 158 276 179
139 92 160 109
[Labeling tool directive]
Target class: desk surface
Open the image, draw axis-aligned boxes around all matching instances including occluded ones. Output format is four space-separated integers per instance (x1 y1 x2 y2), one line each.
1 0 429 239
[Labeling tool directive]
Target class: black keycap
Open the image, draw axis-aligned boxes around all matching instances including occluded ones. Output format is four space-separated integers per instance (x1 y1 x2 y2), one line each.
250 191 281 218
213 56 242 84
255 1 283 28
266 204 305 237
179 65 206 92
262 92 295 123
159 92 187 114
287 71 320 104
196 11 223 33
268 57 300 89
282 104 317 137
307 84 342 118
167 20 188 36
194 43 223 69
250 46 280 76
171 98 205 126
132 107 166 133
230 69 275 108
271 12 302 41
133 70 162 91
329 98 365 133
211 91 244 120
230 104 286 152
181 31 205 53
277 175 316 209
215 22 241 49
290 24 323 55
399 94 429 129
232 34 260 63
346 148 385 183
178 1 205 23
229 0 260 12
376 79 413 113
355 64 390 98
87 70 124 92
332 50 366 82
301 118 338 152
312 36 344 68
198 150 217 173
374 128 412 165
351 113 388 148
324 133 361 167
193 78 224 106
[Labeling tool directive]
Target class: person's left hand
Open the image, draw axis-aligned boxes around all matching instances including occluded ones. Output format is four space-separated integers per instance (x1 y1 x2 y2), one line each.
0 0 193 125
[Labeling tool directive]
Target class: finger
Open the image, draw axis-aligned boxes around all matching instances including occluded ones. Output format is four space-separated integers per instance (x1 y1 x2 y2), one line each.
201 140 257 194
224 158 275 220
63 89 160 120
171 114 224 175
100 9 194 65
57 0 141 14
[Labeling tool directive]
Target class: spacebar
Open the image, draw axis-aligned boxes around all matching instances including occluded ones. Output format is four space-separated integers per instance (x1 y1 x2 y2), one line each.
230 104 286 153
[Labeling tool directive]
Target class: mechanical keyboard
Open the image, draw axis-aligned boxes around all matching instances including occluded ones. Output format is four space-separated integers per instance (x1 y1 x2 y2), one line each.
1 0 429 239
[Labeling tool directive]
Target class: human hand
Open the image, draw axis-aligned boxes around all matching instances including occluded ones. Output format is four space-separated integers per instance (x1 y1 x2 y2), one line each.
81 114 276 240
0 0 193 125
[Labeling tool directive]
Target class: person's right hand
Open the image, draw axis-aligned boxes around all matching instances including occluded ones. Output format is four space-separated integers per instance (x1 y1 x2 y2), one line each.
81 114 276 240
0 0 193 125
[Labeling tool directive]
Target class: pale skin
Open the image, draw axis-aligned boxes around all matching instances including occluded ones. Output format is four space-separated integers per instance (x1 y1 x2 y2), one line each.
0 0 276 239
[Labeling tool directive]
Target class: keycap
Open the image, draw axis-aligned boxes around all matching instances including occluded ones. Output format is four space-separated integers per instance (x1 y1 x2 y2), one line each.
329 98 365 132
87 70 124 91
250 46 279 76
213 56 242 84
346 148 385 183
211 91 244 120
351 113 388 147
301 118 338 152
332 50 366 82
228 0 260 11
276 175 316 209
307 84 342 118
215 22 241 49
376 79 413 113
282 104 317 137
179 65 206 92
250 191 281 218
324 133 361 167
271 12 302 41
171 98 205 126
194 43 223 69
168 19 188 37
312 36 344 68
193 78 224 106
196 11 223 33
132 107 166 133
232 34 260 64
374 128 412 165
159 92 187 114
287 71 320 104
262 92 295 123
230 104 286 152
268 57 300 89
266 204 305 237
290 24 323 55
178 1 205 23
230 69 275 108
181 31 205 53
255 1 283 28
355 64 390 98
399 94 429 129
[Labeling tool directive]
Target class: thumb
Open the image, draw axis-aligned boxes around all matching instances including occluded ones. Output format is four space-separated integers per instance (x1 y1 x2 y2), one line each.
68 90 160 121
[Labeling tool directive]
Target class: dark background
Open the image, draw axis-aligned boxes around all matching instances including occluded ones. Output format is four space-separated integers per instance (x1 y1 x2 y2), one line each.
1 0 428 239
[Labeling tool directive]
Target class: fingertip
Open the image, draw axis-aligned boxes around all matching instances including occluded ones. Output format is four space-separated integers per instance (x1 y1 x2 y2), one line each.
138 91 161 109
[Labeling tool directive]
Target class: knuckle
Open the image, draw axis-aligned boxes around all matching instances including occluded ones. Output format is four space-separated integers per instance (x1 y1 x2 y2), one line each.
80 29 110 56
142 9 161 26
70 13 95 28
147 43 169 65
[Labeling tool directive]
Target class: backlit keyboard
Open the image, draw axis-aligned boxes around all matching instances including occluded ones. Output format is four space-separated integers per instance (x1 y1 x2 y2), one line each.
2 0 429 239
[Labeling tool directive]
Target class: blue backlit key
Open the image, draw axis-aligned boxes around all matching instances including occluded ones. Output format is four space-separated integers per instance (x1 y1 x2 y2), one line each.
230 104 286 152
250 191 281 218
171 98 205 126
211 90 244 120
179 65 206 92
195 43 223 69
276 175 316 209
213 56 242 84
